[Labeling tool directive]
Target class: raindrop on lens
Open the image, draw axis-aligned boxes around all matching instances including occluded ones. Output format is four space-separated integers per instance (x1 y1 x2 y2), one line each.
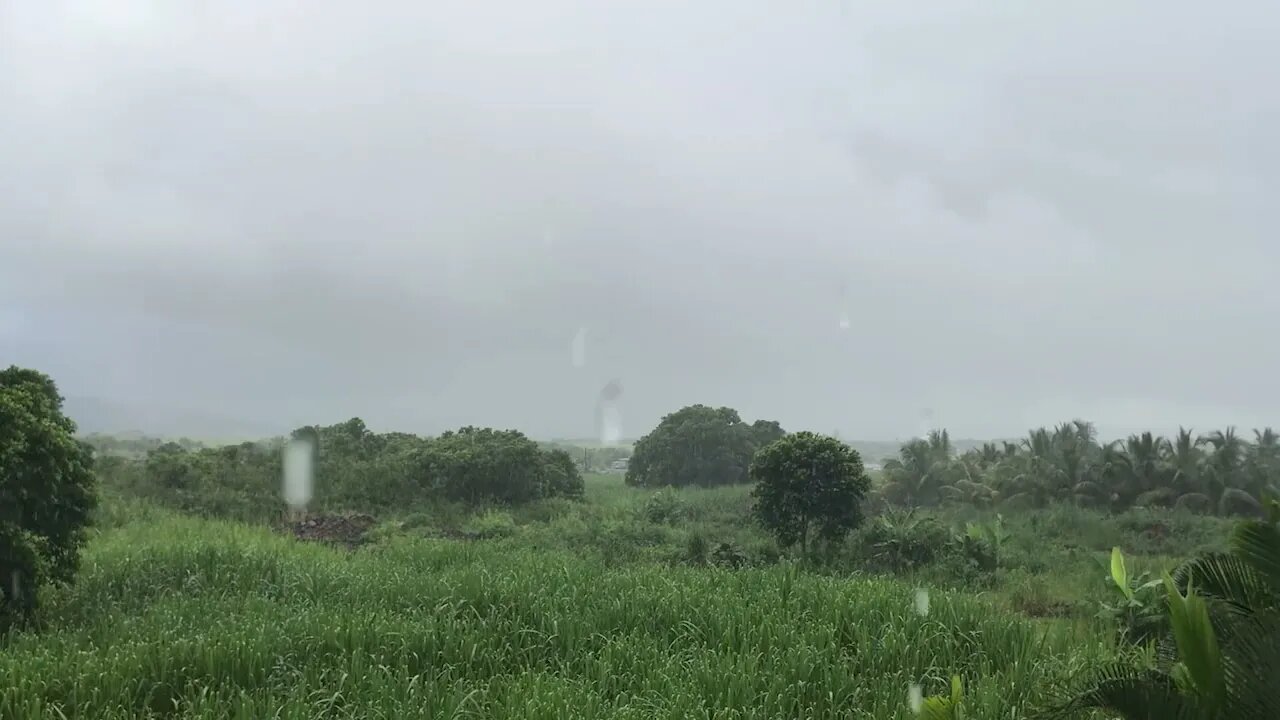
908 683 924 713
282 437 315 512
914 588 930 616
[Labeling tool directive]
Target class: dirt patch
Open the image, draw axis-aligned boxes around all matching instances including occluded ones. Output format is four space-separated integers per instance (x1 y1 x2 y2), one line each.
286 513 377 549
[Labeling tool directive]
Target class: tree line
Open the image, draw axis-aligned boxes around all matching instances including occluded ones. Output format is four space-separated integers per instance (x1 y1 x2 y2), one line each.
103 417 585 522
881 423 1278 516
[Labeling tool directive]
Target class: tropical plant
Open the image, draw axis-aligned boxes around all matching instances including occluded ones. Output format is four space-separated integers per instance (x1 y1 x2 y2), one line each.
1097 546 1167 645
880 421 1275 517
917 675 967 719
1042 500 1280 718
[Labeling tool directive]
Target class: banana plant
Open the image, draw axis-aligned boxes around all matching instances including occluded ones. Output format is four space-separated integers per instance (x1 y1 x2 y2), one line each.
1097 546 1166 645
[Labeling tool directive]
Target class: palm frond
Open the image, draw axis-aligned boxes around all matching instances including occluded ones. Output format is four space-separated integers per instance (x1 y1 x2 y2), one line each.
1230 519 1280 594
1171 552 1274 617
1037 664 1203 720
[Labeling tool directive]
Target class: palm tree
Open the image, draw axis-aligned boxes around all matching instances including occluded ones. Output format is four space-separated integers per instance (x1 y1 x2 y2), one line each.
1245 428 1280 499
1125 432 1173 508
1200 428 1245 504
1041 500 1280 719
1164 428 1212 513
882 433 957 506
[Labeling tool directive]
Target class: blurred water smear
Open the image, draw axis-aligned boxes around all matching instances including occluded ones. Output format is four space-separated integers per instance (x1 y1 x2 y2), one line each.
282 437 315 511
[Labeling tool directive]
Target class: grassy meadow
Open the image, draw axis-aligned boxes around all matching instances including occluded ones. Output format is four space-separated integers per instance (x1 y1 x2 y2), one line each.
2 471 1238 719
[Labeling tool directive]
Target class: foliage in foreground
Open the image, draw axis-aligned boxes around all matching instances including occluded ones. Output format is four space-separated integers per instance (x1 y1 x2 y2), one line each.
0 366 97 628
1044 499 1280 719
0 509 1114 719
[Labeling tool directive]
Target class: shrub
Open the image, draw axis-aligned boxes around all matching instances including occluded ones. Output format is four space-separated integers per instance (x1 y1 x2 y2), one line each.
641 490 685 525
463 510 518 540
858 509 951 572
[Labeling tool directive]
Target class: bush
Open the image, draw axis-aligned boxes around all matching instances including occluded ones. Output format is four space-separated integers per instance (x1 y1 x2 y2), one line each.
463 510 518 540
857 509 951 572
641 490 685 525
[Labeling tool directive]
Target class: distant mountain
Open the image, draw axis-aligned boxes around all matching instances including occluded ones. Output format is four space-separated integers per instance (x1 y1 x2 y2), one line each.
63 395 285 442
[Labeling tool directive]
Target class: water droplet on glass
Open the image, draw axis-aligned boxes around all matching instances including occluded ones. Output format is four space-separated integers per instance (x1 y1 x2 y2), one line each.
600 407 622 446
282 437 315 512
9 570 19 602
913 588 930 616
837 311 850 330
597 379 624 446
570 327 587 368
907 683 924 713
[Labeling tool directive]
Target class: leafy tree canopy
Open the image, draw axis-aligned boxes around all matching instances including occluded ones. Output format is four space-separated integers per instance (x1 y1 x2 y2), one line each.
749 432 870 555
625 405 784 488
0 366 97 625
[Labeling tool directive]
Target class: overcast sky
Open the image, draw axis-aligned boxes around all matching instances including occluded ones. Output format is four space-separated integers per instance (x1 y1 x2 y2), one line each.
2 1 1278 442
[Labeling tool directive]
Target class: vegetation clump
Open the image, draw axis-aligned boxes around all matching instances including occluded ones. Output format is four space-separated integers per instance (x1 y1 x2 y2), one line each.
625 404 783 487
750 432 871 557
0 367 97 629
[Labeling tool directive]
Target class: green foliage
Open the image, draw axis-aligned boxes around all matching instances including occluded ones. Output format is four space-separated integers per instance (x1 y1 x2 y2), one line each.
462 510 518 539
541 448 586 500
859 508 952 572
750 432 870 555
640 490 685 525
0 366 98 628
417 426 582 505
1043 509 1280 719
97 420 586 522
625 405 783 488
0 510 1116 718
919 675 967 720
881 420 1280 517
1097 547 1167 645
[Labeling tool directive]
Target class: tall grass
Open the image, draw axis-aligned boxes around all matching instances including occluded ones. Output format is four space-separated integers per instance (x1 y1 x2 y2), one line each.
2 510 1116 719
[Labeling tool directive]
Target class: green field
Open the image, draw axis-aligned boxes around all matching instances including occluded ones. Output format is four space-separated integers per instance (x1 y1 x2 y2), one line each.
1 473 1238 719
4 510 1112 719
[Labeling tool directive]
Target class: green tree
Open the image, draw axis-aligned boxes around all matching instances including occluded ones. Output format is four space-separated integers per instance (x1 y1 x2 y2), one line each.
541 447 585 500
414 426 580 505
625 405 782 488
750 432 871 556
0 366 97 627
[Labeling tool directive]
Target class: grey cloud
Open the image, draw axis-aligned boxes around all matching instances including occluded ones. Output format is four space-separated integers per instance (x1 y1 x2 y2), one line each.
2 0 1278 441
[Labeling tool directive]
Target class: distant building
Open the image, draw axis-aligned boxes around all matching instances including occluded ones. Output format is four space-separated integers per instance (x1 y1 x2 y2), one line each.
609 458 629 473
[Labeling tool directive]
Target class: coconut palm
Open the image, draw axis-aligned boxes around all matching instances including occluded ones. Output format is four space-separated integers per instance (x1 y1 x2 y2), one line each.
882 433 958 506
1245 428 1280 499
1200 428 1245 505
